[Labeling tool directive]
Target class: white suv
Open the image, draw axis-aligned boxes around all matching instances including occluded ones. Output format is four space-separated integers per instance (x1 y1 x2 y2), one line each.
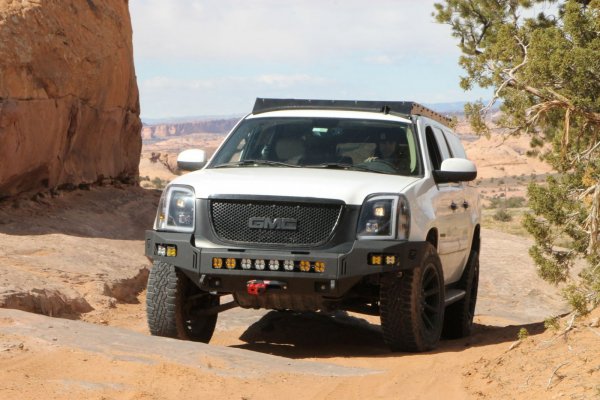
145 98 481 352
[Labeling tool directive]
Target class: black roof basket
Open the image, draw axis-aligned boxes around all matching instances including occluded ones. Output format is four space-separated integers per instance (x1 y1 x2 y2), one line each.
252 98 451 126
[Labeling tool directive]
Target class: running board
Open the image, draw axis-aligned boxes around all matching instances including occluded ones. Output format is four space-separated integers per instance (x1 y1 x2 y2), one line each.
444 289 466 307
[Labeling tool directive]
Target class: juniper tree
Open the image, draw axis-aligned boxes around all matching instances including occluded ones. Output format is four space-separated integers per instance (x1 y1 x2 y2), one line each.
434 0 600 313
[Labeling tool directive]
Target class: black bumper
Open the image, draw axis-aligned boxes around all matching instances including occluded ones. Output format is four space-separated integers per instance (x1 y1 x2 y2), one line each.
145 230 427 297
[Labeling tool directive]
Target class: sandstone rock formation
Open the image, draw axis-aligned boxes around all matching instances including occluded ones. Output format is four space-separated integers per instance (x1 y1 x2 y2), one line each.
0 0 141 197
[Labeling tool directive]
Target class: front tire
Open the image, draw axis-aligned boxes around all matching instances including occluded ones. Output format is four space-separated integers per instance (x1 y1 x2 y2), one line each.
380 244 445 352
146 261 219 343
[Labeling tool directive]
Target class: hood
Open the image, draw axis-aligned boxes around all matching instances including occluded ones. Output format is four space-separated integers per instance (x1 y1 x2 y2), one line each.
169 167 419 205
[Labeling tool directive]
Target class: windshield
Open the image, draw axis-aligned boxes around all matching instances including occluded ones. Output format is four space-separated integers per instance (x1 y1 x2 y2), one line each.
209 117 423 176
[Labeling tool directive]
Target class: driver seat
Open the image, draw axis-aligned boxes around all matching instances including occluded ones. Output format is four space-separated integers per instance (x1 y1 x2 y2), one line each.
274 136 305 164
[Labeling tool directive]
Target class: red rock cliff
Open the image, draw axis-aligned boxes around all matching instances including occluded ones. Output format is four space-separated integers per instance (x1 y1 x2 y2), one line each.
0 0 141 197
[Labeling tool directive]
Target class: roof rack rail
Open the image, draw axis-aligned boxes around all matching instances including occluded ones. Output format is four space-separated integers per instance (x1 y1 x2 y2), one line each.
252 98 452 126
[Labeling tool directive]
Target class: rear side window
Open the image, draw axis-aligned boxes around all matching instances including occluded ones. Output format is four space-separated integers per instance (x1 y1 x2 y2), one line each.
443 131 467 159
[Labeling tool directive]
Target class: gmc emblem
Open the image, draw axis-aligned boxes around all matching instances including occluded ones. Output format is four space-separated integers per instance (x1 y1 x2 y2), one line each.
248 217 298 231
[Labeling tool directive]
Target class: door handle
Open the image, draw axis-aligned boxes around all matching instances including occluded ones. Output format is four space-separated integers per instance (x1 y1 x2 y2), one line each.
450 202 458 211
462 201 469 209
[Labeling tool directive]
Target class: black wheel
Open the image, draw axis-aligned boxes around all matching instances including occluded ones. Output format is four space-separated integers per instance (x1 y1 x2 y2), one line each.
380 244 445 352
146 261 219 343
442 250 479 339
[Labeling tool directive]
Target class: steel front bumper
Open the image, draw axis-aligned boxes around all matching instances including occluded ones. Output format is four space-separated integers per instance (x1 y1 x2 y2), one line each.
145 230 427 297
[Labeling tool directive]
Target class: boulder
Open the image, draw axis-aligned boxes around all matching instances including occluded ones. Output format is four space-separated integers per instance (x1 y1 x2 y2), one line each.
0 0 141 197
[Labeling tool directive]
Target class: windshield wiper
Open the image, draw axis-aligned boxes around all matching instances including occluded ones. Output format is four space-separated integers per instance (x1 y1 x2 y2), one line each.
304 162 389 174
304 162 352 169
213 159 300 168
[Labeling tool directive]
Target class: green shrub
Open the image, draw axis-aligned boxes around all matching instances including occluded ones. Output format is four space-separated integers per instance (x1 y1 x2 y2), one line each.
517 327 529 340
544 316 560 332
493 208 512 222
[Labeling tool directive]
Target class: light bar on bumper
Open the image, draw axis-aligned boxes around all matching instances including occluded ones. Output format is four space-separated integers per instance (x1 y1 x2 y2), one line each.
211 257 327 273
154 185 196 233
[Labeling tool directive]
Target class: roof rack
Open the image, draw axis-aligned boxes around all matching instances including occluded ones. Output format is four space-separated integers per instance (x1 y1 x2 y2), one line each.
252 98 451 126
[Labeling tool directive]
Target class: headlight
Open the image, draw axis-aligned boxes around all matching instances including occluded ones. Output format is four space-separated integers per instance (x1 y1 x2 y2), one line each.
154 185 196 233
357 194 410 240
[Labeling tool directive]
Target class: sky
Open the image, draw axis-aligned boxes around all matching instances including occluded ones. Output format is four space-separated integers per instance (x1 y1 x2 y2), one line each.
129 0 492 121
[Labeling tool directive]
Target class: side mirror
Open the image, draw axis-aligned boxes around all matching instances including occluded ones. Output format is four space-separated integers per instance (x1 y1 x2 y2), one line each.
433 158 477 184
177 149 207 171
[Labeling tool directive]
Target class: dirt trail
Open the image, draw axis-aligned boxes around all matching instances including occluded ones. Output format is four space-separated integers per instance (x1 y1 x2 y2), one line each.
0 186 597 399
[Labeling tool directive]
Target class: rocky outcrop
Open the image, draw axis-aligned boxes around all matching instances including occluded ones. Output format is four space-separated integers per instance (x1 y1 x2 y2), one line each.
0 0 141 198
141 118 239 140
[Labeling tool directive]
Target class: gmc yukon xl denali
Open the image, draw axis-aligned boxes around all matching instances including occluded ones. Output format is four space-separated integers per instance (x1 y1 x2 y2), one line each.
144 98 481 352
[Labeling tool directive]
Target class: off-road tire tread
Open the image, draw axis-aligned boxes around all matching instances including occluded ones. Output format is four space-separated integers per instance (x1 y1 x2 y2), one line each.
147 261 180 337
146 261 217 342
380 244 444 352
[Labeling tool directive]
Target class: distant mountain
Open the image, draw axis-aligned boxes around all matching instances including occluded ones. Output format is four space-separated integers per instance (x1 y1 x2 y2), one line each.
424 100 501 115
141 118 241 140
142 114 243 125
424 101 469 114
140 101 498 141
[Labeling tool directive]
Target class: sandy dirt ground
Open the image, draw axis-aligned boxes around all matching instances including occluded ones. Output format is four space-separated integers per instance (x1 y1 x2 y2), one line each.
0 184 598 399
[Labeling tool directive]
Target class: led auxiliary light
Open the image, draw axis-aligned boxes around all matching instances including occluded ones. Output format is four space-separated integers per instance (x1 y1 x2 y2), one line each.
156 244 177 257
314 261 326 273
269 260 280 271
225 258 237 269
299 260 311 272
369 254 398 266
241 258 252 270
283 260 295 271
212 258 223 269
166 246 177 257
255 259 266 270
370 255 382 265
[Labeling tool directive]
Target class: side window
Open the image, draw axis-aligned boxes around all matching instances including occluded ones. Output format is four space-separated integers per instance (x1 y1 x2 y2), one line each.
432 127 452 159
425 126 445 170
444 131 467 159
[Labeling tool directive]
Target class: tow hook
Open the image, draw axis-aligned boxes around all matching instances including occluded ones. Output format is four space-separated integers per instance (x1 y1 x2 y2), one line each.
246 280 287 296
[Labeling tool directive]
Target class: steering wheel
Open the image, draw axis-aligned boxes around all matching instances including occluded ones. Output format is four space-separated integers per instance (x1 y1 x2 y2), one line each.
357 158 397 173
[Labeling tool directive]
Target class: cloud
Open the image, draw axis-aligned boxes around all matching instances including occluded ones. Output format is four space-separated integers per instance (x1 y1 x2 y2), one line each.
256 74 329 88
364 55 396 65
130 0 459 63
140 74 330 91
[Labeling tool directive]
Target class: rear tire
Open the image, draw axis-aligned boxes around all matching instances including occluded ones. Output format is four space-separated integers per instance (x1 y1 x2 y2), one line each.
380 244 445 352
146 261 219 343
442 250 479 339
